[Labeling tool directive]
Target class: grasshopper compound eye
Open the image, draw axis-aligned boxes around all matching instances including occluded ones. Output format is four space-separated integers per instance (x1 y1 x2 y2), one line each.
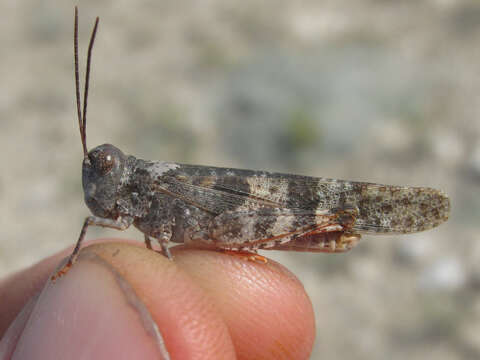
88 146 116 176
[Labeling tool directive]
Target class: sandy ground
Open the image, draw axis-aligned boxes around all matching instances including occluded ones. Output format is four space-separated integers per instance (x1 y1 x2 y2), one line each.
0 1 479 358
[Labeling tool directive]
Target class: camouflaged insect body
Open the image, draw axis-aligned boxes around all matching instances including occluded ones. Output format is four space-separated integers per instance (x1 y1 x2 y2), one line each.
53 9 450 280
82 143 450 254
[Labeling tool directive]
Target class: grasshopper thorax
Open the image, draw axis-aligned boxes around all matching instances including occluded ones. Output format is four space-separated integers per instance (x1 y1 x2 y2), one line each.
82 144 127 218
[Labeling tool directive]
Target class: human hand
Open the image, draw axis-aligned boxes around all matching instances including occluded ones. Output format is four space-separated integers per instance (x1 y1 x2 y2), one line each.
0 240 315 359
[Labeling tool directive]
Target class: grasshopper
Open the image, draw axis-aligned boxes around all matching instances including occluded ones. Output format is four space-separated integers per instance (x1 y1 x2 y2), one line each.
55 8 450 278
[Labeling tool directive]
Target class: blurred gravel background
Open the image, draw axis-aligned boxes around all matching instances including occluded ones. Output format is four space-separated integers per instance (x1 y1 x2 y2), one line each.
0 1 478 358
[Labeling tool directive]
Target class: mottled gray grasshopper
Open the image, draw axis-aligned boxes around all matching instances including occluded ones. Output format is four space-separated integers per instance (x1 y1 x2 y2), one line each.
55 9 450 278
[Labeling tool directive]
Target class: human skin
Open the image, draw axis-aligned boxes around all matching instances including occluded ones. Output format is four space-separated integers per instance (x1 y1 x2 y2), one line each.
0 239 315 360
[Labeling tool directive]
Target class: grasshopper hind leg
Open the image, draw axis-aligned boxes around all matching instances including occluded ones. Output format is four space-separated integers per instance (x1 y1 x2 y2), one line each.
266 231 361 253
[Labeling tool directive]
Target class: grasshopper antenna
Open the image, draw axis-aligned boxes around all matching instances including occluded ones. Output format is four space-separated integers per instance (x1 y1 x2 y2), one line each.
74 6 99 159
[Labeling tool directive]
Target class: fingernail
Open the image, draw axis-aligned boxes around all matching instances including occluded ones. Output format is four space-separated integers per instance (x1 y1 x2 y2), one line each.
0 254 170 360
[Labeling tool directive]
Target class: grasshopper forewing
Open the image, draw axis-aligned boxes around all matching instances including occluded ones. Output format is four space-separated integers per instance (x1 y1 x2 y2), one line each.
143 165 450 253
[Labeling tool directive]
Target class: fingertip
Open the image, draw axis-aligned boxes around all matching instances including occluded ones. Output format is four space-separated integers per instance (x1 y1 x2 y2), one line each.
1 241 315 359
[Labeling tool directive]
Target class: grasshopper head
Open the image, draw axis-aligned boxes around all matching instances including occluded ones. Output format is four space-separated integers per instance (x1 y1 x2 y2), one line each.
82 144 127 218
73 11 127 219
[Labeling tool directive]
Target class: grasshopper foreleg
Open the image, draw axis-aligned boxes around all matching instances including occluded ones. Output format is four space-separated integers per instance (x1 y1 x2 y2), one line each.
52 215 133 280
